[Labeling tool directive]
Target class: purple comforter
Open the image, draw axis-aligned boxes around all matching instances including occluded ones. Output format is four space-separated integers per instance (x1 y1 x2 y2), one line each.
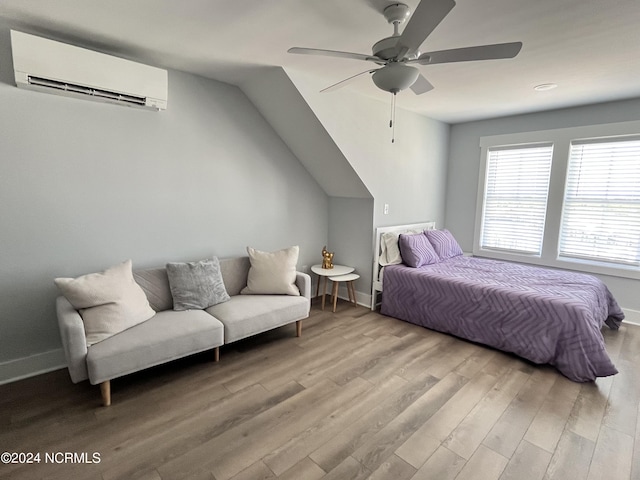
381 256 624 382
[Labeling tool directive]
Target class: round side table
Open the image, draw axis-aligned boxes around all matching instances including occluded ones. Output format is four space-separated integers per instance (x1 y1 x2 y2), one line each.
328 273 360 313
311 264 354 311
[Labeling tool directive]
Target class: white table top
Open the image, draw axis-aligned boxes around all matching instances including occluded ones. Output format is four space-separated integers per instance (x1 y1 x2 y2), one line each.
328 273 360 282
311 264 354 276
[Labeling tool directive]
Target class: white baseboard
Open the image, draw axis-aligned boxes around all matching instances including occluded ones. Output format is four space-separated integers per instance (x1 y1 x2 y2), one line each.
334 285 372 309
622 308 640 326
0 349 66 386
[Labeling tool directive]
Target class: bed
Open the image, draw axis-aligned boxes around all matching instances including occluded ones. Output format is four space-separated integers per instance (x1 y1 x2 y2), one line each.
371 221 436 310
374 224 624 382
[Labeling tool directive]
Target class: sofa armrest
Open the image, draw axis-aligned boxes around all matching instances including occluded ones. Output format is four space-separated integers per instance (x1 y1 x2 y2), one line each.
56 296 89 383
296 272 311 300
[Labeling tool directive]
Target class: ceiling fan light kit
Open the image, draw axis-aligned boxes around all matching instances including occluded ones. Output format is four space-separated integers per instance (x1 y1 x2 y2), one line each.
372 62 419 94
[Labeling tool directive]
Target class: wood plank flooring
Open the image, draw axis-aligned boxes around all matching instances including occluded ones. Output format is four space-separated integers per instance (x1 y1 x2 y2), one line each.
1 299 639 480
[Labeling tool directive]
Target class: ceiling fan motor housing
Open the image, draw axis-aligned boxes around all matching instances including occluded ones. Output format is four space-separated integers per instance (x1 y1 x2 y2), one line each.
374 3 412 60
372 36 404 60
372 62 419 93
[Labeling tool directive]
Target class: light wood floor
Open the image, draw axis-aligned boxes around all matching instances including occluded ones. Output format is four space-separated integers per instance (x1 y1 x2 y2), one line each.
1 299 639 480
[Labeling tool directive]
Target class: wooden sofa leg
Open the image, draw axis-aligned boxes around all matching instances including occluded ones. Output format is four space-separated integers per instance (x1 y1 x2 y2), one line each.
296 320 302 337
214 346 220 362
100 381 111 407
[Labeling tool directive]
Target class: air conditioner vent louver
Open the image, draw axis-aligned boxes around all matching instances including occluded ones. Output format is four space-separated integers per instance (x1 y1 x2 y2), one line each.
11 30 167 111
28 76 148 106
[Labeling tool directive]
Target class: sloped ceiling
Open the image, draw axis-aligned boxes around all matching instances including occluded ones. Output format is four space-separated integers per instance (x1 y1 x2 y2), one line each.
242 67 372 199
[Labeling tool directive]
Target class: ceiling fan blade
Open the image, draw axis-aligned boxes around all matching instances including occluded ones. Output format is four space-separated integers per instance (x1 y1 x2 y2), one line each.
413 42 523 65
410 74 434 95
288 47 383 64
397 0 456 53
320 68 379 93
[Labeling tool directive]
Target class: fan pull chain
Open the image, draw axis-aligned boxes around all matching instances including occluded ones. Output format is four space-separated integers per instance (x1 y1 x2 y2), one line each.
389 92 397 143
389 93 394 128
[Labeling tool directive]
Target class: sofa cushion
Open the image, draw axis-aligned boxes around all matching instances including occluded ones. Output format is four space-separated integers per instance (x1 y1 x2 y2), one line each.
166 258 230 311
241 246 300 296
55 260 155 346
133 268 173 312
207 295 309 344
218 257 251 296
86 309 224 385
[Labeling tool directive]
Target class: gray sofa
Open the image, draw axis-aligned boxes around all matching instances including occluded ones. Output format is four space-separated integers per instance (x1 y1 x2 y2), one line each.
56 256 311 406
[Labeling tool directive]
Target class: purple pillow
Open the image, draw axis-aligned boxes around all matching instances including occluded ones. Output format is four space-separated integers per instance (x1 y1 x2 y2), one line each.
425 229 463 259
398 233 440 268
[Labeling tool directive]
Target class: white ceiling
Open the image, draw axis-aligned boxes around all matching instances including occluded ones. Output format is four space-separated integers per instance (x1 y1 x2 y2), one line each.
1 0 639 123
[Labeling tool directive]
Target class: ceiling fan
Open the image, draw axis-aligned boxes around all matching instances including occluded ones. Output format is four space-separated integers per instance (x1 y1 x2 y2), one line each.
288 0 523 96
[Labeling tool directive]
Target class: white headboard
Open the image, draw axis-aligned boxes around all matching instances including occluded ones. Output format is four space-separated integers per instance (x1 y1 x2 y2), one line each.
371 221 436 310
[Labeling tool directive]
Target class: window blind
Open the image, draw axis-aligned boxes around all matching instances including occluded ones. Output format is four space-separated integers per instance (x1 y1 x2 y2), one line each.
481 144 553 255
559 138 640 267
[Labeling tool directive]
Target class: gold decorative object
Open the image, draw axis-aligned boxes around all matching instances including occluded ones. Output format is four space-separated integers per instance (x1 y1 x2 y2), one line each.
321 246 334 269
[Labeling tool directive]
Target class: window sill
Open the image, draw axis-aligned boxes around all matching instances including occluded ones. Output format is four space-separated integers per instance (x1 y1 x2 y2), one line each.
472 247 640 281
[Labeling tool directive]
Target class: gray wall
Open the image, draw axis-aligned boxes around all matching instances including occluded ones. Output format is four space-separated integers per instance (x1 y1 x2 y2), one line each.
327 197 375 300
243 69 450 303
445 97 640 310
0 25 328 373
288 70 450 229
286 70 450 302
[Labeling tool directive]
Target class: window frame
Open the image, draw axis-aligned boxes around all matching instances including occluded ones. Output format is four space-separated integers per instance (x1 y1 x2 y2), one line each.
479 143 554 256
474 120 640 281
558 137 640 267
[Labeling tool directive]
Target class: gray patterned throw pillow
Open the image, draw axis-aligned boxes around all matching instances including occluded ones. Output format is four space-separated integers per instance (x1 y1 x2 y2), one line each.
166 257 230 311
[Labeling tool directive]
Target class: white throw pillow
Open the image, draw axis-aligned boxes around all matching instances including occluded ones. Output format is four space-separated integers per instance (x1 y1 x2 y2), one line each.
241 246 300 296
55 260 155 345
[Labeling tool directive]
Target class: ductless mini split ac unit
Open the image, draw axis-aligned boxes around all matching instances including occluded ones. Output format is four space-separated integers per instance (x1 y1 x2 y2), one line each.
10 30 168 111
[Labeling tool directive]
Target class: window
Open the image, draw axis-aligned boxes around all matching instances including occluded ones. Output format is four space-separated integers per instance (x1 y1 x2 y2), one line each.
559 138 640 267
476 121 640 280
480 144 553 255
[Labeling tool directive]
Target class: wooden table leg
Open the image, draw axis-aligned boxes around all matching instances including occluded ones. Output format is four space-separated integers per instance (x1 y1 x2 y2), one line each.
332 280 339 313
347 281 355 306
352 282 356 305
352 282 357 306
321 276 327 310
